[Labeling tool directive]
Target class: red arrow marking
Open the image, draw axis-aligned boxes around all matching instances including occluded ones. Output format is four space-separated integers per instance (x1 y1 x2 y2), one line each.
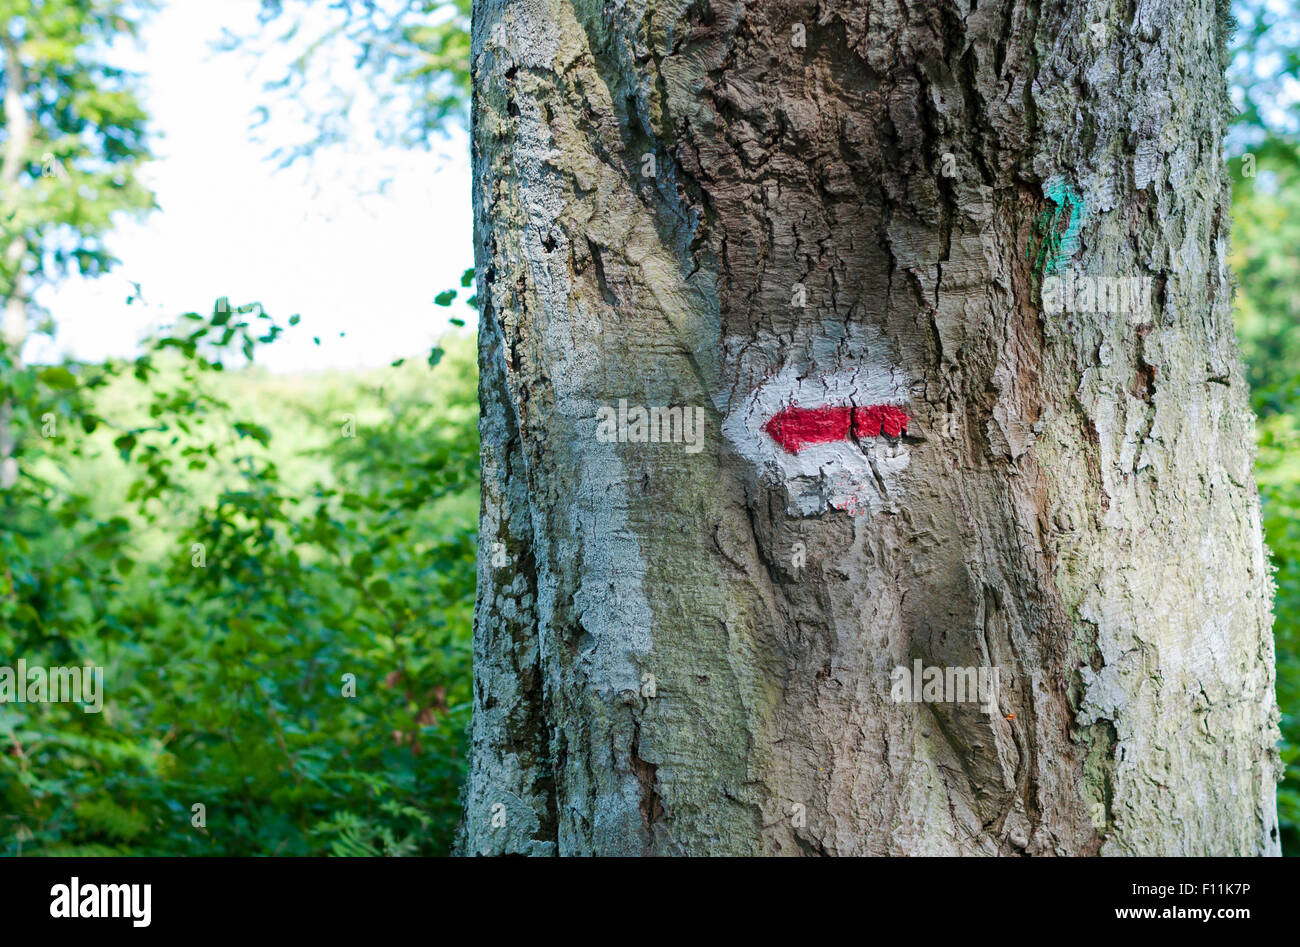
763 404 910 454
854 404 910 439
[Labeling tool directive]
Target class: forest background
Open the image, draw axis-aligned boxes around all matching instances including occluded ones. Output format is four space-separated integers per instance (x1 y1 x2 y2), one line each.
2 0 1298 855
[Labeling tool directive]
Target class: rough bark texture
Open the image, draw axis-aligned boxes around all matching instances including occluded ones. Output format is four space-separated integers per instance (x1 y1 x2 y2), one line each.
462 0 1281 855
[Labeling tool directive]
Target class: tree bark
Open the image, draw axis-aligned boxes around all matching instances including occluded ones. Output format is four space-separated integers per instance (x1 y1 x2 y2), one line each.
462 0 1281 855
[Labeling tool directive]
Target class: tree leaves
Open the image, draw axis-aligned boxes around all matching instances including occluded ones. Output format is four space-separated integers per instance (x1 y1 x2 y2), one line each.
2 301 478 857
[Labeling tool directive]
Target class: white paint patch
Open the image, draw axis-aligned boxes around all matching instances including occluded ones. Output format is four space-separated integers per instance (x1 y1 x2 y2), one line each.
723 358 912 517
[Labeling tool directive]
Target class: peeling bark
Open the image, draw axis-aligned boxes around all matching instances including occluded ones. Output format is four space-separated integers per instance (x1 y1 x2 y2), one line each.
461 0 1281 856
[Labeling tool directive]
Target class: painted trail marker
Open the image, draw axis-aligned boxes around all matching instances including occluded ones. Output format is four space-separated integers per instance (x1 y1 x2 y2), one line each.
724 358 912 517
763 404 910 453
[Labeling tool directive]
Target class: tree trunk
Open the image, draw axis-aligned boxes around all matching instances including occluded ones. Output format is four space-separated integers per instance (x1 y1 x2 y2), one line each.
462 0 1281 855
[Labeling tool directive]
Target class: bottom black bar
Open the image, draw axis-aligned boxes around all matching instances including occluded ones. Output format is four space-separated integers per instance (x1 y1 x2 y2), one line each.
0 855 1295 934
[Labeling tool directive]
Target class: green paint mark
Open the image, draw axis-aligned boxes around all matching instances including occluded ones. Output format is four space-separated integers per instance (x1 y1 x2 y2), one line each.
1030 176 1086 276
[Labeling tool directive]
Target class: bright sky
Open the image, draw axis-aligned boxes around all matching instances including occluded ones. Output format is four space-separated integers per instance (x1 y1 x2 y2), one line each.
28 0 475 373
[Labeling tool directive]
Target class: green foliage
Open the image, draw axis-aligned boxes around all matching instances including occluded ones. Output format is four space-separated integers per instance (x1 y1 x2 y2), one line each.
1231 146 1300 853
5 0 1300 861
1224 0 1300 855
222 0 471 167
1229 0 1300 144
1230 150 1300 408
0 0 156 313
1256 411 1300 853
0 302 479 855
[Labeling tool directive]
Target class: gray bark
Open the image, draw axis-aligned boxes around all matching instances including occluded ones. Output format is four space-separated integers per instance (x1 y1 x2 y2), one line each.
462 0 1281 856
